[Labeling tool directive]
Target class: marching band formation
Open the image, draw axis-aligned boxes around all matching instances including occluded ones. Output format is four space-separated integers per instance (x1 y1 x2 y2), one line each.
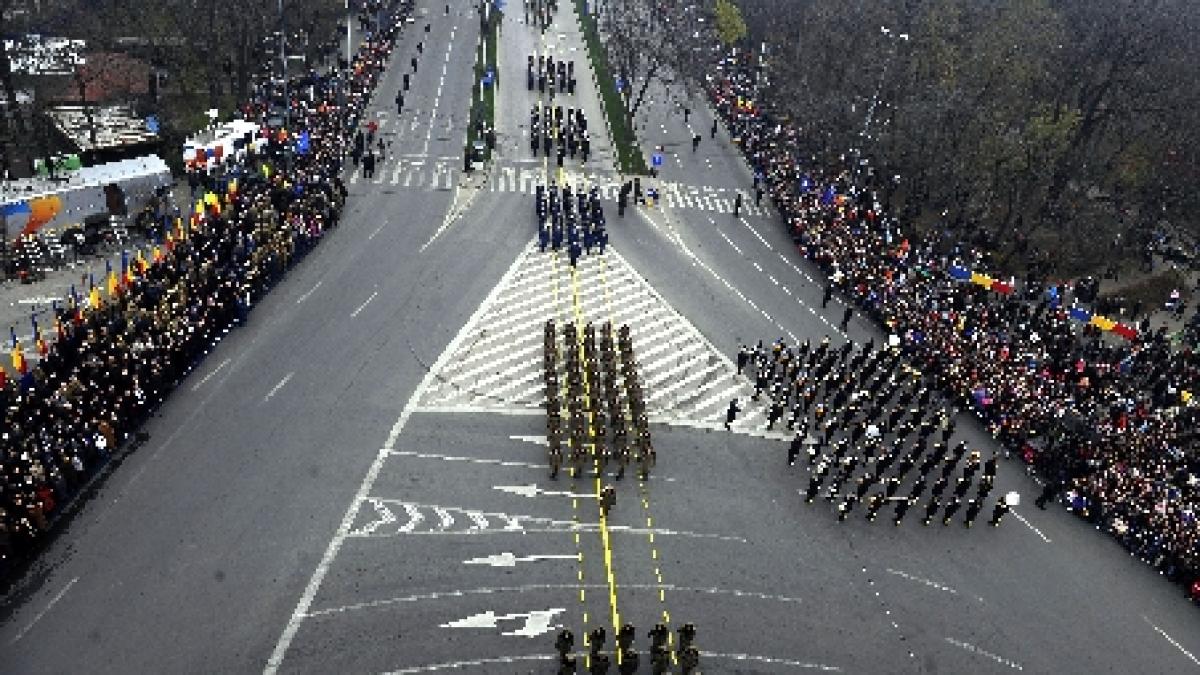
528 53 577 97
535 183 609 264
530 103 592 165
736 338 1013 528
543 321 655 485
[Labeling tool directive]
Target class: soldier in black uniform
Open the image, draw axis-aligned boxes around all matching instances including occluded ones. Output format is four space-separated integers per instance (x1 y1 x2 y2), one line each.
787 433 804 466
724 398 740 429
989 499 1010 526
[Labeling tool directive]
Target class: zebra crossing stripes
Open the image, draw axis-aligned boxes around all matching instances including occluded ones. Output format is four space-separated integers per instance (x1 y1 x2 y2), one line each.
416 242 767 433
348 156 767 216
347 157 459 190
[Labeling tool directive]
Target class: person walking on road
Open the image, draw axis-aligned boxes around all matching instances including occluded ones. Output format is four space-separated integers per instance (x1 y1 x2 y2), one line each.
734 192 743 218
840 305 853 331
822 283 833 309
711 118 718 138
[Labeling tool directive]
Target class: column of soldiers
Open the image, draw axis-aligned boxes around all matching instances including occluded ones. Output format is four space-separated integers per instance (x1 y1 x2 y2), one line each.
526 0 558 31
535 183 608 266
735 338 1012 528
530 103 592 165
527 53 576 96
543 321 654 483
554 623 700 674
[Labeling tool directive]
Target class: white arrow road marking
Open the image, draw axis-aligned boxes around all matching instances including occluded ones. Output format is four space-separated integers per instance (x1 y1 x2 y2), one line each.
464 552 580 568
494 484 596 499
440 609 566 638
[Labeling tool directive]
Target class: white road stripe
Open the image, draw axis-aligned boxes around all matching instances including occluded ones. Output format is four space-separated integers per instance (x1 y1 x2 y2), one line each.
10 576 79 644
191 358 231 392
1144 616 1200 667
263 372 294 402
1010 510 1051 543
264 237 531 674
296 280 323 304
349 290 379 318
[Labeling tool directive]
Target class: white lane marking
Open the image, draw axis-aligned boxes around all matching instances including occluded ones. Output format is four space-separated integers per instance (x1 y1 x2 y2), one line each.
412 404 542 416
1145 616 1200 667
349 290 379 318
464 552 580 567
307 583 796 619
367 221 388 239
422 24 455 156
296 280 323 304
700 652 840 671
644 210 798 343
263 372 294 402
10 576 80 644
389 449 544 470
386 655 557 674
885 568 958 595
494 484 596 499
1010 510 1051 543
944 637 1023 671
191 358 231 391
264 238 531 674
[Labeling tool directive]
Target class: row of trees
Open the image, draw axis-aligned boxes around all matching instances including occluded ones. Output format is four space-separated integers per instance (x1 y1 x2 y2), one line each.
2 0 353 176
732 0 1200 276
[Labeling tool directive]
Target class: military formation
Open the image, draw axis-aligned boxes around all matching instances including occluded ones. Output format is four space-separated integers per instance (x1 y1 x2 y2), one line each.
530 103 592 165
543 321 654 484
525 0 559 32
734 338 1013 528
535 183 608 265
528 52 576 97
554 623 700 674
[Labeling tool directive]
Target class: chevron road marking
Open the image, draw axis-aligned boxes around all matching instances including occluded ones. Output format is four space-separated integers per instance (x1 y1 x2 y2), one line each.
415 242 770 433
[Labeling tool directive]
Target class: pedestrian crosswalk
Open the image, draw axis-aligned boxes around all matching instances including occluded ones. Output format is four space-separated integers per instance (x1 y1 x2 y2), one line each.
417 242 776 434
348 157 768 216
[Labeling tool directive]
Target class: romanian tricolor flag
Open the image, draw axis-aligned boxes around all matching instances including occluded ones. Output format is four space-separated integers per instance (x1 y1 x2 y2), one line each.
11 340 26 375
1091 315 1117 331
1112 323 1138 341
121 251 133 286
106 259 119 297
970 272 994 290
89 285 102 310
34 325 47 357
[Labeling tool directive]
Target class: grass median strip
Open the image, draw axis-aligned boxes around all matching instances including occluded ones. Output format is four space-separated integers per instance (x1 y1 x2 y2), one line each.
573 0 648 176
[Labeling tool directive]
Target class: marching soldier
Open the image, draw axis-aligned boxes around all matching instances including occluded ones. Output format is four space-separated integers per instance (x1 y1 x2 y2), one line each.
989 500 1010 526
677 623 696 650
963 498 982 527
725 398 741 429
787 433 804 466
600 484 616 514
679 646 701 674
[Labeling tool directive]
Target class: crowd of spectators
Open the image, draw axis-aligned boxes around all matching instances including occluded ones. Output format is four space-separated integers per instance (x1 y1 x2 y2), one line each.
707 52 1200 605
0 9 402 578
